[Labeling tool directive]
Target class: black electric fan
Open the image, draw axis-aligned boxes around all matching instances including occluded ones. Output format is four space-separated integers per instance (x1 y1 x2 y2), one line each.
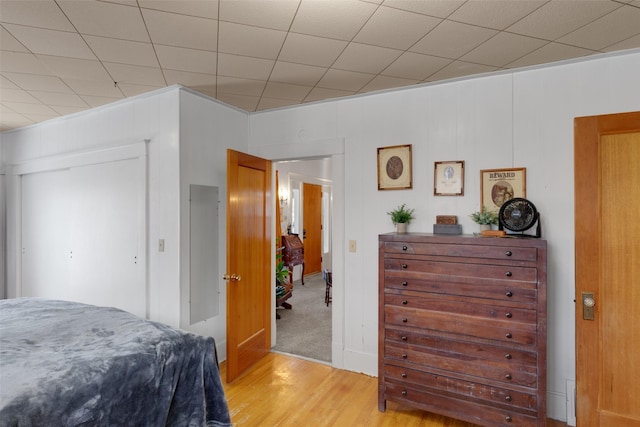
498 198 541 238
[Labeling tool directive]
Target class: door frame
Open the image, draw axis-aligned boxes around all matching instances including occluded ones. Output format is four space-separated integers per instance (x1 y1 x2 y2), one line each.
254 138 345 368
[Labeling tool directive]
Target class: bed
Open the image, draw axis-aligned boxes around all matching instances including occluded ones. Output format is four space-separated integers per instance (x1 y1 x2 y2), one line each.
0 298 232 426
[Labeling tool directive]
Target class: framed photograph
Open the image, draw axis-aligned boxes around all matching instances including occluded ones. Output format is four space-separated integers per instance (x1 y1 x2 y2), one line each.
434 160 464 196
377 144 412 190
480 167 526 213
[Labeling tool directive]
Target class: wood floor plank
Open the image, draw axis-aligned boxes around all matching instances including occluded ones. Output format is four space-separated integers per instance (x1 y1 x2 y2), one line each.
220 352 569 426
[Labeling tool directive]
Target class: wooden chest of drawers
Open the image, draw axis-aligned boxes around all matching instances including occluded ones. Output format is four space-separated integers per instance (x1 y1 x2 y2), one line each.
378 233 547 427
282 234 305 285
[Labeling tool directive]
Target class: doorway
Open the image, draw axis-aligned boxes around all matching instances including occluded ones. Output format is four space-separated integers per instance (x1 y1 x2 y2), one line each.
274 158 333 363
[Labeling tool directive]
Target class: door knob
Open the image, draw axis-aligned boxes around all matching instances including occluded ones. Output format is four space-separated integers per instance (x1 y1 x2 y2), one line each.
223 274 242 281
582 292 595 320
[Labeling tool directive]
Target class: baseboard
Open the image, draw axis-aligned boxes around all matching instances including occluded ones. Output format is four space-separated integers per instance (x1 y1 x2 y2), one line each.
547 389 570 425
341 348 377 377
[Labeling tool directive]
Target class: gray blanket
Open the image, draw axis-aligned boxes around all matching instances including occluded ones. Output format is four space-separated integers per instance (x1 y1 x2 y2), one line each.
0 298 232 427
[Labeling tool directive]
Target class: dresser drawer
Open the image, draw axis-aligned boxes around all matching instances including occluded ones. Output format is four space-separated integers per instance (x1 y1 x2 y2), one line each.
384 242 538 263
384 341 537 387
384 273 538 304
383 381 539 427
384 258 538 282
385 292 537 325
383 364 538 411
385 305 536 346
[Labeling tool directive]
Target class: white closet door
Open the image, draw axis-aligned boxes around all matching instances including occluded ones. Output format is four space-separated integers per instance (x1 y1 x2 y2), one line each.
69 158 145 317
21 169 72 298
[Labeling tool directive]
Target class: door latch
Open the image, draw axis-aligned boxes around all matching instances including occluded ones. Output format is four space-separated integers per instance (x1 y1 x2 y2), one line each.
582 292 595 321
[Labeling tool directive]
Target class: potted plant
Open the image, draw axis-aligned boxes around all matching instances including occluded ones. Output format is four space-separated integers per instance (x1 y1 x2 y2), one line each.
387 203 415 233
470 206 498 231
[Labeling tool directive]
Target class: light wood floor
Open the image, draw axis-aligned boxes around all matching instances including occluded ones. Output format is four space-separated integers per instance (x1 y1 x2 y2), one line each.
220 352 568 427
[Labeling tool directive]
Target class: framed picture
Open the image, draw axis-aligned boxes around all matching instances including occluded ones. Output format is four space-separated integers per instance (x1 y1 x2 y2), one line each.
377 144 412 190
480 167 526 213
434 160 464 196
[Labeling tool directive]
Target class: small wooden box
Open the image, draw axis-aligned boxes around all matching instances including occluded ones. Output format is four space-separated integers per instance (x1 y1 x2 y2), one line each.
436 215 457 224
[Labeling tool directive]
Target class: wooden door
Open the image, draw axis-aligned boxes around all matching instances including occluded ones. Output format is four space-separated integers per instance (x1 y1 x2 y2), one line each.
574 111 640 426
226 149 272 382
302 182 322 275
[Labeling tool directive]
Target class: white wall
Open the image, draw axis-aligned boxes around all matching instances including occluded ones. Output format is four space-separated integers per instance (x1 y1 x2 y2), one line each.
248 51 640 422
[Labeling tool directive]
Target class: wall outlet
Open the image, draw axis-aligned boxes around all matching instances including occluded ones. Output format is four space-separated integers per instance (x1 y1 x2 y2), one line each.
349 240 356 253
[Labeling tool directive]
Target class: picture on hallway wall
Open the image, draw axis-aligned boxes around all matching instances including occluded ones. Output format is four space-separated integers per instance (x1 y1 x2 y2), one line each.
434 160 465 196
480 167 526 213
377 144 412 190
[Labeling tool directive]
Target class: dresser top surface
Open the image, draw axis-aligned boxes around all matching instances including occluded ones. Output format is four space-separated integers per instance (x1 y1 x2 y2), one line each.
379 232 546 249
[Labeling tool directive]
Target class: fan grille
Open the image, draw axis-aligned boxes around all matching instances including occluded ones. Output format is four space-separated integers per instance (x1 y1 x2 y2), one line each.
499 198 538 232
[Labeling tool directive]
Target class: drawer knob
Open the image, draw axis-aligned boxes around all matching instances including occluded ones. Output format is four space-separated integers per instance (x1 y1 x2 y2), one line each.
402 281 408 286
505 373 512 380
401 390 407 396
505 271 512 277
402 300 408 305
505 353 512 359
402 318 408 323
505 251 512 256
505 395 512 402
401 336 407 341
402 264 408 269
505 333 513 339
402 354 408 359
401 372 407 378
505 416 513 422
505 291 513 297
506 312 513 318
402 245 408 251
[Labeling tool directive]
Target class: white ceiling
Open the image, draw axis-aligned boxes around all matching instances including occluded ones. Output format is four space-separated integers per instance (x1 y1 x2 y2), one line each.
1 0 639 132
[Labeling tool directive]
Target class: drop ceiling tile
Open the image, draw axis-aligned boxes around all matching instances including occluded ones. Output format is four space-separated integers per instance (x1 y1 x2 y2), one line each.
142 8 217 51
262 81 313 101
185 83 217 97
449 0 546 30
219 0 297 30
2 101 57 115
278 33 348 67
427 60 497 82
80 95 125 108
603 33 640 52
270 61 328 87
1 27 29 52
103 62 166 86
506 1 620 41
218 53 275 80
218 92 260 111
290 0 377 40
138 0 218 19
359 75 419 93
0 75 20 90
382 52 451 80
460 32 547 67
506 42 594 69
116 83 164 97
23 112 61 122
37 55 112 81
382 0 465 18
411 20 497 59
304 87 356 103
0 88 40 103
0 113 33 131
155 45 216 74
354 6 441 50
62 78 123 98
333 43 403 74
0 0 75 31
317 69 374 92
29 91 88 108
58 0 149 42
0 51 51 74
558 5 640 50
50 105 90 116
2 24 96 60
256 97 298 110
162 69 216 87
84 36 159 68
218 21 287 60
216 76 266 97
1 72 71 92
